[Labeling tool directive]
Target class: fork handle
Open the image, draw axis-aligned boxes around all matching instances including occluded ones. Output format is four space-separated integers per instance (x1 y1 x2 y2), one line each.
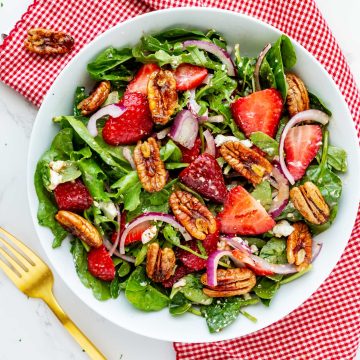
43 292 107 360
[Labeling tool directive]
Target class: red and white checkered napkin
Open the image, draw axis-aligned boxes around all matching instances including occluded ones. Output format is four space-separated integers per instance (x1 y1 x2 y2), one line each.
1 0 359 358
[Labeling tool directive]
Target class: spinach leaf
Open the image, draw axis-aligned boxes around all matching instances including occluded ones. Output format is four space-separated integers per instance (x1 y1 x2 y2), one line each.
165 162 189 169
242 237 267 250
34 128 76 247
160 139 182 162
125 267 169 311
110 276 122 299
169 292 192 316
87 47 134 81
154 28 206 41
201 297 259 333
275 116 288 142
123 182 142 212
259 57 276 89
253 277 280 303
73 87 86 116
35 163 67 248
251 180 272 210
317 145 347 173
275 201 303 222
70 239 111 301
266 35 296 99
77 159 109 201
250 132 279 158
259 238 287 264
308 92 332 116
118 261 131 277
170 274 213 305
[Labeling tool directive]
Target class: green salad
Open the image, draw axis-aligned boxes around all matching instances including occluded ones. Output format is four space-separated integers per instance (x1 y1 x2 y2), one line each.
35 28 346 333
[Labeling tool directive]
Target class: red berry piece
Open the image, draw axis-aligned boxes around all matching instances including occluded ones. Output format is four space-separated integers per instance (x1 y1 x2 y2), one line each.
53 179 93 213
179 137 201 163
179 153 227 203
87 245 115 281
174 64 208 91
127 63 160 95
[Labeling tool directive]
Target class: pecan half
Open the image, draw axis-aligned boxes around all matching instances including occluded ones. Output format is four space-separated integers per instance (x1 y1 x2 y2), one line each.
220 141 273 185
55 210 102 248
133 137 167 192
169 191 217 240
146 243 176 282
147 69 178 125
77 81 111 115
290 182 330 224
287 222 312 271
24 28 74 56
201 268 256 297
286 73 310 118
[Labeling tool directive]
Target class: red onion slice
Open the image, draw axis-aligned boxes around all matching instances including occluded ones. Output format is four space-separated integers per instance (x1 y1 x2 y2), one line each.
169 110 199 149
206 250 244 287
103 238 135 263
312 241 323 262
206 115 224 123
254 43 271 92
108 203 121 256
183 40 236 76
122 147 135 170
268 166 290 218
119 212 192 254
203 129 216 156
188 89 202 116
87 104 126 137
220 235 251 253
279 109 330 184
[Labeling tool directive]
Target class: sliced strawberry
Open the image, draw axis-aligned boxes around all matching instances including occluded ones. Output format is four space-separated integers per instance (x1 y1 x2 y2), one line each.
179 153 227 203
102 92 153 145
175 223 220 271
126 63 160 95
284 125 322 181
161 265 193 288
174 64 208 91
111 220 152 246
179 137 201 163
217 186 275 235
53 179 93 213
231 89 283 138
87 245 115 281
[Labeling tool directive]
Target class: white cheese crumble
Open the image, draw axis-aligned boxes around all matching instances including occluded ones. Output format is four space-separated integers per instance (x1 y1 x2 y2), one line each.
48 169 63 190
214 134 253 148
49 160 67 172
272 220 295 238
141 225 157 244
99 201 118 220
173 278 186 289
250 244 259 254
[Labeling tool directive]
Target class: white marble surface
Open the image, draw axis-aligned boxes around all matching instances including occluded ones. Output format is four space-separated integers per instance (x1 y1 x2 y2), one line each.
0 1 359 359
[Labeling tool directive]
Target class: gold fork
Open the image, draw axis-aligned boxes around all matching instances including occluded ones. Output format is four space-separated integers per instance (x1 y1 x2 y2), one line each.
0 227 106 360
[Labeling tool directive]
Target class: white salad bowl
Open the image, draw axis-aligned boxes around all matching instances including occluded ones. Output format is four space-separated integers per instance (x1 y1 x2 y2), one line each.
27 8 360 342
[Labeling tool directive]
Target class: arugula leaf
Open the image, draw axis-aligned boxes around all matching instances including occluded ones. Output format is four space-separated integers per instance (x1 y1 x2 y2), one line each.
251 180 272 210
73 87 86 116
70 239 111 301
125 267 169 311
123 182 142 211
259 238 287 264
54 116 128 172
308 92 332 116
154 28 206 41
87 47 134 81
160 139 182 162
170 274 213 305
250 132 279 158
234 44 256 96
201 297 259 333
78 159 109 201
266 35 296 99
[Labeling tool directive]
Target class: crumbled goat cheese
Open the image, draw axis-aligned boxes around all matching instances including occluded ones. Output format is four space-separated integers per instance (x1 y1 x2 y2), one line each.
250 244 259 254
272 220 294 238
214 134 253 148
48 169 63 190
173 278 186 289
99 201 118 220
49 160 67 172
141 225 157 244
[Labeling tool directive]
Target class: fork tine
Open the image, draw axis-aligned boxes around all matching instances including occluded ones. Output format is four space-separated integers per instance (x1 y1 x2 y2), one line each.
0 258 22 283
0 227 36 266
0 246 27 276
0 236 29 272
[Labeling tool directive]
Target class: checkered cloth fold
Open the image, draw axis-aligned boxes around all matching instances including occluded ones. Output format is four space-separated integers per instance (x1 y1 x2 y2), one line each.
0 1 359 359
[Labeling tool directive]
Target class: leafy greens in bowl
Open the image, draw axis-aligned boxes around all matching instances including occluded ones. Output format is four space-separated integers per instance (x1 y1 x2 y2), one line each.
28 8 359 342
